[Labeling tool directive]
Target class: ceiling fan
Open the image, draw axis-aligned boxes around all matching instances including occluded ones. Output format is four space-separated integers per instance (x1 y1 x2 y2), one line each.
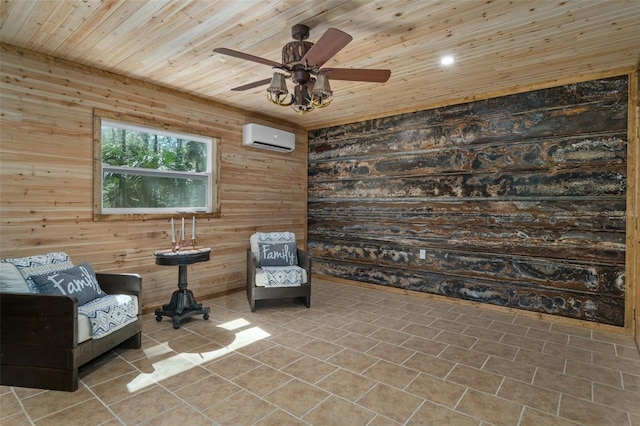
213 24 391 113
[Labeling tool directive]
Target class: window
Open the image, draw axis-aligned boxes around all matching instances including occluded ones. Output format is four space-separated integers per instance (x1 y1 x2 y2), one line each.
94 111 219 218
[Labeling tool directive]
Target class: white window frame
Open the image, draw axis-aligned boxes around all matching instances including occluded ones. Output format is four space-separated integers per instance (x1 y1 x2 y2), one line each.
94 110 220 220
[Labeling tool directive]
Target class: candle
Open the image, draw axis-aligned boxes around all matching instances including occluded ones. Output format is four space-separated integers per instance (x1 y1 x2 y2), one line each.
171 218 175 243
181 218 185 241
192 216 196 240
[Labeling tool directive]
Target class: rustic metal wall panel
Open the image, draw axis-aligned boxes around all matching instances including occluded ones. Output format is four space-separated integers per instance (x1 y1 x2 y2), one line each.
308 77 628 326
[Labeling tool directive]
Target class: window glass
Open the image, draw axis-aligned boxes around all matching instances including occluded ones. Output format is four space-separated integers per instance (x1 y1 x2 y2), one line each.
97 117 216 215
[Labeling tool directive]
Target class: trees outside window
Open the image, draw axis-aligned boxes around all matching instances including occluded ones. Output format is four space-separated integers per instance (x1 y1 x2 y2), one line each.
94 112 218 218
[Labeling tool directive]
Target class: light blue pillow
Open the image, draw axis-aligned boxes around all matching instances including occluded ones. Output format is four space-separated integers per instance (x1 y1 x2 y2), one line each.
0 262 31 293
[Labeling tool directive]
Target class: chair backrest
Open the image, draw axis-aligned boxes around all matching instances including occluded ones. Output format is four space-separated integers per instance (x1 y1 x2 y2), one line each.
250 232 296 263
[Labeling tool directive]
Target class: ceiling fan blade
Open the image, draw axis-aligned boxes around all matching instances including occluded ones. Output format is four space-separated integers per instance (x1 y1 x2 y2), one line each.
320 68 391 83
213 47 284 69
300 28 352 69
230 78 273 91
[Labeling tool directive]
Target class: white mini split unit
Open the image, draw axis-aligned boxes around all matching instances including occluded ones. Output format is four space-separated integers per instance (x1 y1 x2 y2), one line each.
242 123 295 153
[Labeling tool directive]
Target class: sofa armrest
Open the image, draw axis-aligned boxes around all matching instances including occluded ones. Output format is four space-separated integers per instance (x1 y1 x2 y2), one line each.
96 273 142 312
297 249 311 275
247 249 257 288
0 293 78 346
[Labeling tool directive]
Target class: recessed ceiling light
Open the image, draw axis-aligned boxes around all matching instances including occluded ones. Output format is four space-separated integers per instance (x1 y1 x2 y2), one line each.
440 55 455 66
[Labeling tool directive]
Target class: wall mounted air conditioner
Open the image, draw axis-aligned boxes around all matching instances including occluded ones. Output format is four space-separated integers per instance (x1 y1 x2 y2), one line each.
242 123 295 153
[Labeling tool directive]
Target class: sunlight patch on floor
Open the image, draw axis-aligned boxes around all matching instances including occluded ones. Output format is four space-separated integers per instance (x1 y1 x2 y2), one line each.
127 318 270 393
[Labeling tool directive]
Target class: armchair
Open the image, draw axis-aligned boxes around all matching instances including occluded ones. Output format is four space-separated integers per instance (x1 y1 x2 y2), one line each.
246 232 311 312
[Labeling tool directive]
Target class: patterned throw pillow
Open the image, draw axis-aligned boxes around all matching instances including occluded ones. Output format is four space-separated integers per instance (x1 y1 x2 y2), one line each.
2 251 74 293
31 262 106 305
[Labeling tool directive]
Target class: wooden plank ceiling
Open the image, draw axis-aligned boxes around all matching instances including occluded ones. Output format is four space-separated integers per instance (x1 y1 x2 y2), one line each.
1 0 639 130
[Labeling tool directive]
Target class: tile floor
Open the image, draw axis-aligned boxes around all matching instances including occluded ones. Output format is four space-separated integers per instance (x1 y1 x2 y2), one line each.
1 278 639 425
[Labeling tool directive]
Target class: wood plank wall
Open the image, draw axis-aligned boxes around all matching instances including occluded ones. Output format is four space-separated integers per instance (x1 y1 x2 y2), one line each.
308 76 629 327
0 44 308 314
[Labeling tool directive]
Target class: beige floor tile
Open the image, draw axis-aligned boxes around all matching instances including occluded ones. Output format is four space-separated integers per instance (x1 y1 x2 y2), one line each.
592 351 640 375
268 329 316 349
335 333 380 352
304 395 376 425
550 323 593 339
34 398 115 426
0 391 22 419
435 330 478 349
175 374 241 411
430 318 469 334
366 342 415 364
203 390 276 425
400 322 442 339
446 364 504 394
363 360 419 389
463 324 505 342
569 335 617 355
456 388 523 426
109 385 182 425
593 382 640 414
327 348 379 374
482 355 536 383
372 314 412 331
402 336 448 356
622 372 640 392
307 325 350 342
256 409 307 425
544 341 593 363
407 400 480 426
80 354 138 387
154 363 213 392
617 345 640 361
516 348 566 372
439 345 489 369
519 407 582 426
514 315 553 331
204 352 261 379
456 314 494 328
281 355 338 384
89 371 153 405
471 338 518 360
357 383 423 424
497 377 560 413
316 369 377 401
252 344 304 369
500 333 546 352
296 339 344 360
404 372 466 407
490 320 529 336
403 352 456 378
526 327 570 345
232 364 293 396
139 402 213 426
559 394 630 425
20 385 94 421
566 359 623 388
264 378 329 417
0 411 32 426
344 316 383 333
533 368 592 400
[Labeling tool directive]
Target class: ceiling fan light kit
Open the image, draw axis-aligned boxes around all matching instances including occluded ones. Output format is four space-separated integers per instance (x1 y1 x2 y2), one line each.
214 24 390 114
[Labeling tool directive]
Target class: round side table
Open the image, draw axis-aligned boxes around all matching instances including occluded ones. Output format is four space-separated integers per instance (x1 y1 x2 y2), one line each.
153 247 211 329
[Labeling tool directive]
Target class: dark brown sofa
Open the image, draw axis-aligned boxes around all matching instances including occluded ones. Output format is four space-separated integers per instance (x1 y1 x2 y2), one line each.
0 273 142 392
